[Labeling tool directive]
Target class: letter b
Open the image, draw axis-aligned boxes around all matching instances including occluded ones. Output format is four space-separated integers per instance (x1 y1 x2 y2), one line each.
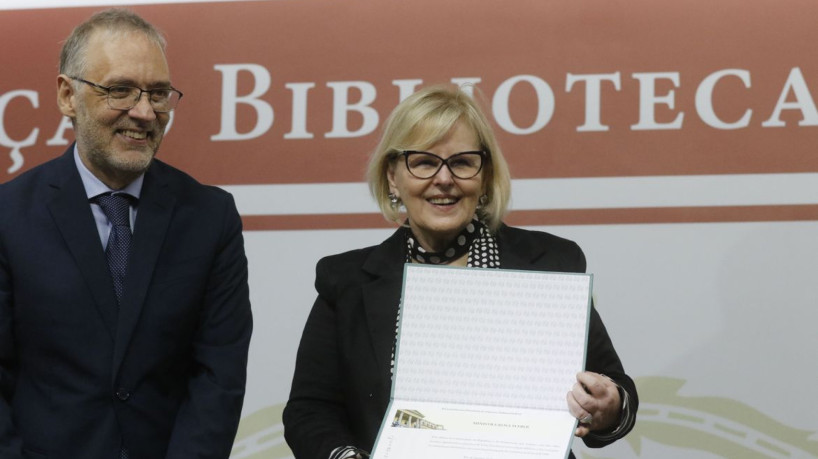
212 64 274 141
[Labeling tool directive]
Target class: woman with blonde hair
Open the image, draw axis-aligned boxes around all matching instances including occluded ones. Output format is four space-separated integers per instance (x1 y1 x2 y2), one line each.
284 85 637 459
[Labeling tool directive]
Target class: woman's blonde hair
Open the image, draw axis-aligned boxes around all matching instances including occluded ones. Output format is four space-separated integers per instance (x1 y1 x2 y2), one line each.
367 84 511 232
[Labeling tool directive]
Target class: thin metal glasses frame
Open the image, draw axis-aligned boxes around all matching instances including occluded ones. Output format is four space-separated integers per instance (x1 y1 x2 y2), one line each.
70 76 183 113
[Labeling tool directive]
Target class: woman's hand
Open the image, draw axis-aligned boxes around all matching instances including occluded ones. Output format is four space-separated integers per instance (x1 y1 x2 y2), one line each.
566 371 621 437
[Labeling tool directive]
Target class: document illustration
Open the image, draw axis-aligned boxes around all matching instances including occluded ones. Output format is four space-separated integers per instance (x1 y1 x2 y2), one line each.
371 265 592 459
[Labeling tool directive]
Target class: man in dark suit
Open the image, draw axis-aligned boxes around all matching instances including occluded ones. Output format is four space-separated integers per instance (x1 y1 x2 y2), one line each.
0 9 252 458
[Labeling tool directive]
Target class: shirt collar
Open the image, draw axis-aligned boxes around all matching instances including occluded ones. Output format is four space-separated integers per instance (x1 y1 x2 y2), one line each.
73 144 144 200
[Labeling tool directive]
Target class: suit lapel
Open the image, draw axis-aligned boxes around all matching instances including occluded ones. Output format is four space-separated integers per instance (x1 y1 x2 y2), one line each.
361 229 406 374
112 162 174 378
46 149 119 339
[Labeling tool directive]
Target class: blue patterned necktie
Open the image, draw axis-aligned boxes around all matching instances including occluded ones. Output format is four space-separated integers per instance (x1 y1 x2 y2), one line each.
94 193 133 305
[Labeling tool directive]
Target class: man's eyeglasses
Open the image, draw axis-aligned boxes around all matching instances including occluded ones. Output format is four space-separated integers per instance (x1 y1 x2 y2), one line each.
400 150 486 180
70 77 183 113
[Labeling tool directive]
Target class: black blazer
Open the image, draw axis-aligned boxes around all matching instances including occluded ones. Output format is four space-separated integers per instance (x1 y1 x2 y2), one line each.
0 147 253 459
284 225 637 459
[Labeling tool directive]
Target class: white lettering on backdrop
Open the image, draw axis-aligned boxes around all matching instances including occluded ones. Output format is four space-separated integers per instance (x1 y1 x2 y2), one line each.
3 67 818 174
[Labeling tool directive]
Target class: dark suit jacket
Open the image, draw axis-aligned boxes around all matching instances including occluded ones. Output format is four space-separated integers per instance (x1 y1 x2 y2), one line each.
0 147 253 459
284 225 637 459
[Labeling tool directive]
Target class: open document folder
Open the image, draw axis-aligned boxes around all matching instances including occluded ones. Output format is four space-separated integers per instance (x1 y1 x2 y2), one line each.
371 264 592 459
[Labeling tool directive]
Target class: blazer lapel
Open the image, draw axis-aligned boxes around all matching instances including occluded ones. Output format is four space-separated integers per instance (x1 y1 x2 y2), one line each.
46 150 119 339
361 229 406 375
497 224 548 270
112 162 174 378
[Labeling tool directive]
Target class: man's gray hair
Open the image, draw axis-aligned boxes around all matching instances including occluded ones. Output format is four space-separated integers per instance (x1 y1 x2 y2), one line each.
59 8 167 78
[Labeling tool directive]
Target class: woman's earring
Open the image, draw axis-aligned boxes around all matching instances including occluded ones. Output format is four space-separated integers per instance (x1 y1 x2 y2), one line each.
389 192 401 211
476 194 488 209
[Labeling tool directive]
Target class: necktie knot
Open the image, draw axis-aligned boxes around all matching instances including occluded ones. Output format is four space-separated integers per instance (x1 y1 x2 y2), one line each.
94 193 133 228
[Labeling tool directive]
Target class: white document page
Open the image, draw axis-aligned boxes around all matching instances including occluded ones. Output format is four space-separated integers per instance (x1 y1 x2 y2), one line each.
372 265 592 459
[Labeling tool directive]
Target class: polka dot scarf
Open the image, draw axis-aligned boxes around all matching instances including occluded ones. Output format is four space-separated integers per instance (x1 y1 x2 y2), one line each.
404 219 499 268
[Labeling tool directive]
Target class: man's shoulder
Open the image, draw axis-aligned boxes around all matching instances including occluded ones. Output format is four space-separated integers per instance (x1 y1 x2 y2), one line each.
149 159 233 203
0 154 65 194
0 155 69 219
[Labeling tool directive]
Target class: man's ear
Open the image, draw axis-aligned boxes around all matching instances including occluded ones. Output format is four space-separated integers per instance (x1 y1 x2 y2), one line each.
57 74 77 118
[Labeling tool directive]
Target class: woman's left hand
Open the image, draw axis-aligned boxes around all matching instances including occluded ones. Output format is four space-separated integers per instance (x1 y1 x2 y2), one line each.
566 371 621 437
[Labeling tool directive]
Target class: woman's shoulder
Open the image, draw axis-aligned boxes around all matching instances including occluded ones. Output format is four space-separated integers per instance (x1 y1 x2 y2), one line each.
315 227 404 276
497 224 582 251
496 224 587 272
313 230 405 298
316 244 380 271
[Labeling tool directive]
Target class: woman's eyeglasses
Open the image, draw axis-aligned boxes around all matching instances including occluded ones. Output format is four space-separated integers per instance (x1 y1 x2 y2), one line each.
400 150 486 179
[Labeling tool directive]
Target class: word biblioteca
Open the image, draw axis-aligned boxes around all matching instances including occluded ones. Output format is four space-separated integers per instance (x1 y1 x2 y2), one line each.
2 66 817 173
